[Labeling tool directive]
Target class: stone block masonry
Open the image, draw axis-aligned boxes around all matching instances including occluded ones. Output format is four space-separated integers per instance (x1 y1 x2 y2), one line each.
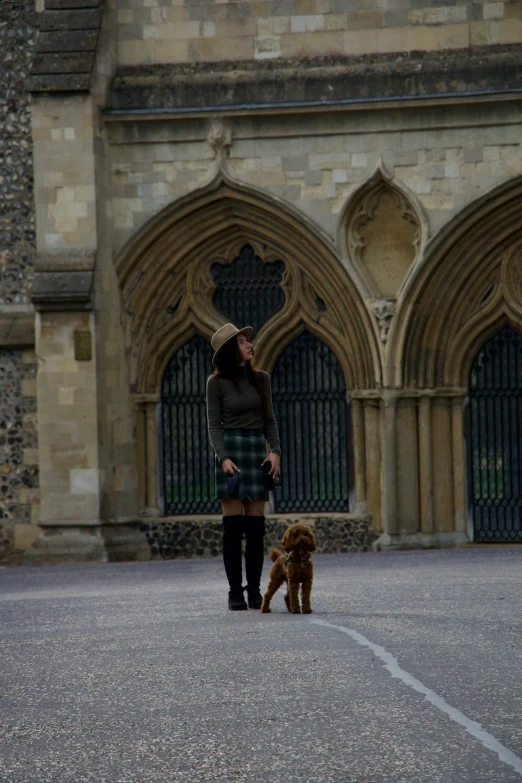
106 110 522 254
35 310 101 528
31 96 98 251
116 0 522 66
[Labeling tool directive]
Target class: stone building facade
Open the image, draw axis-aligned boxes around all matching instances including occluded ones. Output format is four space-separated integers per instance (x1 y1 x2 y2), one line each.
0 0 39 564
1 0 521 564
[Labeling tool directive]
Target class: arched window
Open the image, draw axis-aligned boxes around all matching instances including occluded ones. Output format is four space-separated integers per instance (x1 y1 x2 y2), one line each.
211 244 285 334
160 335 219 515
271 331 351 513
469 325 522 541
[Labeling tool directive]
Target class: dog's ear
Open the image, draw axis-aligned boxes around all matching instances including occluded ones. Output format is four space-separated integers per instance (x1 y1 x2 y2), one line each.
308 532 317 552
281 528 293 552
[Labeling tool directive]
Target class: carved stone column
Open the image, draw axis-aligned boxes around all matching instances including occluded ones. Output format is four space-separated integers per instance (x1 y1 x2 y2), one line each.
418 396 434 534
135 402 147 513
140 395 161 517
351 398 367 508
380 393 398 536
363 397 382 531
395 397 420 534
432 397 454 534
451 396 467 535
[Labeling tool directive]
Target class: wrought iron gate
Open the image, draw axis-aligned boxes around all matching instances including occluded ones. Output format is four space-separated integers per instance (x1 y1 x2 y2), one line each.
271 330 350 513
161 335 220 515
469 325 522 542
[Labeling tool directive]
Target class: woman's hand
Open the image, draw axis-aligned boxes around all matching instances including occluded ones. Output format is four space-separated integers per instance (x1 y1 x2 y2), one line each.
221 458 240 476
262 453 281 478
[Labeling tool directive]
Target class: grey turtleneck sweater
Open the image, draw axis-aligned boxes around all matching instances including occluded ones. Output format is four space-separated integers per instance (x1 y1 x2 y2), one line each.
206 366 282 464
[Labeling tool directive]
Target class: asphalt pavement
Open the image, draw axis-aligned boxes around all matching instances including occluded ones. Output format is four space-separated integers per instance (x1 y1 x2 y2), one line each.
1 547 521 783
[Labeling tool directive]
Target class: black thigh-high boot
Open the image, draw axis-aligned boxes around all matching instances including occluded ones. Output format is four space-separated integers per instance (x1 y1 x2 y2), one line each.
244 516 266 609
222 515 247 610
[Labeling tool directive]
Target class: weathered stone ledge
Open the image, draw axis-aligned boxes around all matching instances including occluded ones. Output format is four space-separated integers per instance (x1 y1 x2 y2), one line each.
0 308 35 348
32 270 95 311
109 45 522 114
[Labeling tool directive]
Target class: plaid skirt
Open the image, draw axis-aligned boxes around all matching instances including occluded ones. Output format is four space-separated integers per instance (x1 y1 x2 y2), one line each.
215 428 269 501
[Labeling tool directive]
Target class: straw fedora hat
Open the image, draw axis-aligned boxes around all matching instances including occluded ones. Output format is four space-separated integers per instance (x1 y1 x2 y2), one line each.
211 323 253 366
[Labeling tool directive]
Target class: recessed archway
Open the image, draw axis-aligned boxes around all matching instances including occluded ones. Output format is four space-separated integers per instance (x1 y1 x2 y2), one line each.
114 171 382 515
389 176 522 390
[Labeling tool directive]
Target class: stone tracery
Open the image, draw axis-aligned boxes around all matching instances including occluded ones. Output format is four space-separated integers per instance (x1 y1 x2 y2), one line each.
115 171 381 395
338 168 426 299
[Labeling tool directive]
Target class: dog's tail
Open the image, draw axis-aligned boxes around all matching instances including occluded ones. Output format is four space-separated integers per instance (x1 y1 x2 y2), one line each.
269 548 285 562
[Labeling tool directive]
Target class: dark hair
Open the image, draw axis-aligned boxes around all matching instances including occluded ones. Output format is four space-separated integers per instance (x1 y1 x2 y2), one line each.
210 336 270 418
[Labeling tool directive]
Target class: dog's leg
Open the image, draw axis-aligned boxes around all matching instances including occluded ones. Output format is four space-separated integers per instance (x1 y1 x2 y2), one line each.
283 592 290 612
261 571 286 613
287 580 301 613
301 578 313 614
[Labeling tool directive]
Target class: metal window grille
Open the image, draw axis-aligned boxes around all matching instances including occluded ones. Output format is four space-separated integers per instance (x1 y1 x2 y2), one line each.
469 325 522 542
211 244 285 334
271 330 350 513
161 335 220 515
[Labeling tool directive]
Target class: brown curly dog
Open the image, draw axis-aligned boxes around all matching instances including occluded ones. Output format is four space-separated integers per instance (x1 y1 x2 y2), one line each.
261 523 316 614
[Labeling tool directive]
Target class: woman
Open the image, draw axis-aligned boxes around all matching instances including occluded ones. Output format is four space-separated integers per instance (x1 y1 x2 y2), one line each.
206 323 282 611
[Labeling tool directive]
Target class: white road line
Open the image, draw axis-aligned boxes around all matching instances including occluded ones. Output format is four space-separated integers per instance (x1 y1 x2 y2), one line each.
310 617 522 778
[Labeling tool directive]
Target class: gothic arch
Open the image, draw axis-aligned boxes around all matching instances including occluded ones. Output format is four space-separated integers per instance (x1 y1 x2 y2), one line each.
337 166 428 300
390 176 522 389
258 314 350 382
115 170 381 395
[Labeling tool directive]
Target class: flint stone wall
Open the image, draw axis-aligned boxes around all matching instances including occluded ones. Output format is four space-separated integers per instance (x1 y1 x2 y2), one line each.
0 349 39 564
0 0 39 564
138 513 378 561
0 0 37 305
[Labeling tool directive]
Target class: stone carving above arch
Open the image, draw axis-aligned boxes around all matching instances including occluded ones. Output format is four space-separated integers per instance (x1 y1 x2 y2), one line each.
339 167 428 304
371 299 396 344
114 170 381 395
389 176 522 390
207 119 232 160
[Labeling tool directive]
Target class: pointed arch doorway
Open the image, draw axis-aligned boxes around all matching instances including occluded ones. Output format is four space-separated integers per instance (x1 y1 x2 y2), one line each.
158 246 354 515
115 172 380 518
468 325 522 542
